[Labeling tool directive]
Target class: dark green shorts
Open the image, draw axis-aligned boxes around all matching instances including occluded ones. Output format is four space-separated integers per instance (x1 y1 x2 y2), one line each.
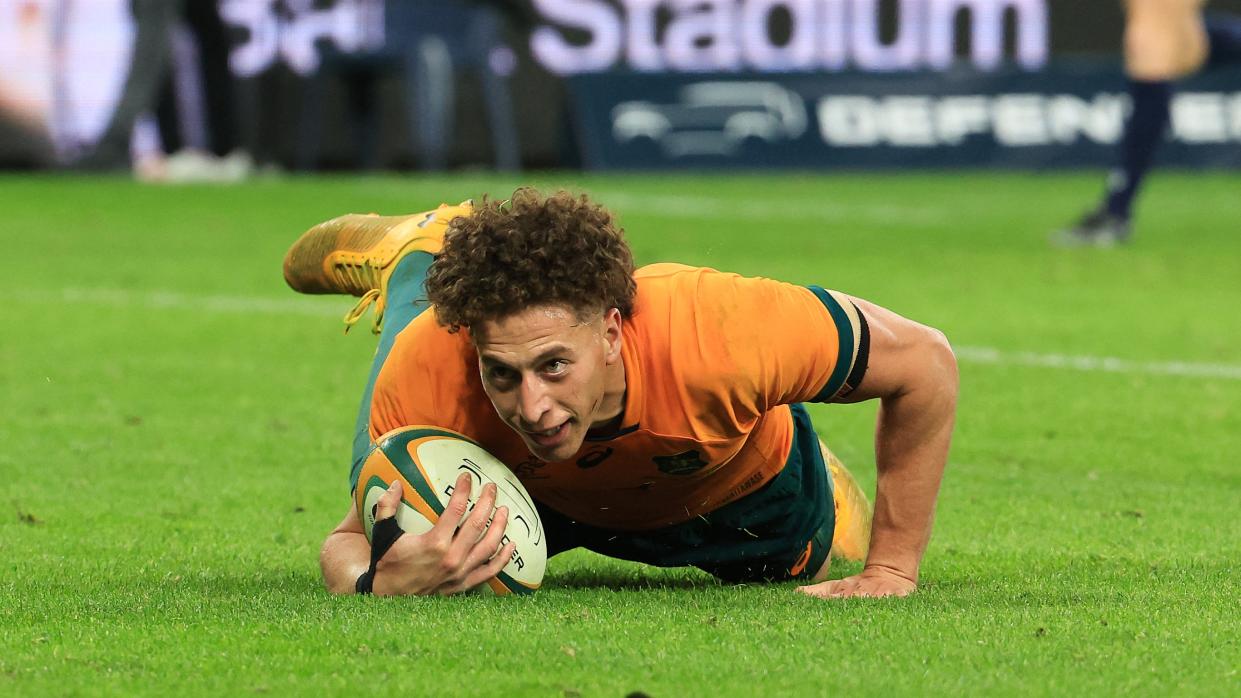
536 404 836 583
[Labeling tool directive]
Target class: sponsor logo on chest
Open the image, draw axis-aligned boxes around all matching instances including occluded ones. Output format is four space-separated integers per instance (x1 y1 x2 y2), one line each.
652 449 709 476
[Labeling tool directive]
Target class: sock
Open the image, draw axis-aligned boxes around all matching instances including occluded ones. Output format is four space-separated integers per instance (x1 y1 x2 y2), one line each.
1104 80 1172 220
350 251 436 472
1205 12 1241 67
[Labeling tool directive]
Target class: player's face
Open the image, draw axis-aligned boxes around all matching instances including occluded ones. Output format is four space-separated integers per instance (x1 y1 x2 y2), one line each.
474 304 625 462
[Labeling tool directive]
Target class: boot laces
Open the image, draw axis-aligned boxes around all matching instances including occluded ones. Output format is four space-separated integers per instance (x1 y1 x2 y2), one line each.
327 260 386 334
343 289 385 335
328 260 383 297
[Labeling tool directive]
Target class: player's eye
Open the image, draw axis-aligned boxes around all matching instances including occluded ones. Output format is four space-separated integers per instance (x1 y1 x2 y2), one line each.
488 366 517 384
544 359 568 375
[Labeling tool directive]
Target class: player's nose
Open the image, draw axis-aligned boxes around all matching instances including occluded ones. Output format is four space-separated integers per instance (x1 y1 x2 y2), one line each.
517 377 551 426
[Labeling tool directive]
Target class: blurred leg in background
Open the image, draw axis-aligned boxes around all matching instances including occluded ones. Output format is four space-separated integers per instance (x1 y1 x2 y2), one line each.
299 53 391 172
400 1 520 171
77 0 180 170
1056 0 1241 246
298 0 520 172
81 0 249 181
185 0 241 160
143 0 251 181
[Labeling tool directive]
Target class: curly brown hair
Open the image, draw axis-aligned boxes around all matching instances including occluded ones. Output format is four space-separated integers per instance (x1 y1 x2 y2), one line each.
424 188 637 332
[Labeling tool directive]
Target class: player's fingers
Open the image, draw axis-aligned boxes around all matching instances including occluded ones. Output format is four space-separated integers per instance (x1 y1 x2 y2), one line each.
434 472 473 534
452 482 498 553
375 480 403 521
463 505 509 570
829 577 863 598
795 585 822 598
461 541 516 591
800 576 873 599
796 579 838 599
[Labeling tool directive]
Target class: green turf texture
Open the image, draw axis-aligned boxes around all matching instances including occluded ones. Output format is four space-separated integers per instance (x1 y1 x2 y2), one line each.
1 173 1238 696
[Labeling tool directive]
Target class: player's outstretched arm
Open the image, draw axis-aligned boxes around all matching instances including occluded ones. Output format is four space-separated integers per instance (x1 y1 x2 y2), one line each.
319 473 516 596
799 297 958 599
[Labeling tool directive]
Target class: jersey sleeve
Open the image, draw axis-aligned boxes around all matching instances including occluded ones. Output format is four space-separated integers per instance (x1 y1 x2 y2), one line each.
802 286 870 402
368 309 479 440
672 269 869 423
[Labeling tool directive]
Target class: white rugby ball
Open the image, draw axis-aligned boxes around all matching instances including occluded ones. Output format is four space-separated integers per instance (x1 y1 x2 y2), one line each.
353 425 546 594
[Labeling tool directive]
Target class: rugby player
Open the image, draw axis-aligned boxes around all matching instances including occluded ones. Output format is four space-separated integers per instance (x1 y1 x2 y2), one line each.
1057 0 1241 246
286 190 957 599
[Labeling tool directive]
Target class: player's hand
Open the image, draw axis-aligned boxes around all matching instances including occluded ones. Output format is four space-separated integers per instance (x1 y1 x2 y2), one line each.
370 473 516 596
796 565 916 599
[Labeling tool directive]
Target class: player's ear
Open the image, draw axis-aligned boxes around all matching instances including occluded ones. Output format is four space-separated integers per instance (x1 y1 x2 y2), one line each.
602 307 623 363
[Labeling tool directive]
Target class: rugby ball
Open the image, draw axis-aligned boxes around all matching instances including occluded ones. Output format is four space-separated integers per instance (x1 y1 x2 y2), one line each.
354 425 546 595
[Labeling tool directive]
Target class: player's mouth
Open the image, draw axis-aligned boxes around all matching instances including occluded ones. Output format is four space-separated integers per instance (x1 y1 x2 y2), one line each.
526 421 571 449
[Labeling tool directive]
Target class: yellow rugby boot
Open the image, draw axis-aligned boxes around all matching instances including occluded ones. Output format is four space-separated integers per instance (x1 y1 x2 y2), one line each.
282 201 472 333
821 443 872 563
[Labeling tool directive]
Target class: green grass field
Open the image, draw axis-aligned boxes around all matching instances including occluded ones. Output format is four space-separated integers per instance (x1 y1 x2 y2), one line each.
1 172 1238 696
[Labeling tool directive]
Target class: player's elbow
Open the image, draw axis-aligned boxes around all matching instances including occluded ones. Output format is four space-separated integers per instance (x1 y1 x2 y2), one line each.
919 325 959 407
320 530 366 595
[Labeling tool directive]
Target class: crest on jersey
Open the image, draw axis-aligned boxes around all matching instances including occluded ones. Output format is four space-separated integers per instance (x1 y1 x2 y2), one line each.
653 450 708 476
577 447 614 469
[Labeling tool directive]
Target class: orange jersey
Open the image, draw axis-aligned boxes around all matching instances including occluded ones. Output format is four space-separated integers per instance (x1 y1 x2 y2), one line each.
370 263 865 530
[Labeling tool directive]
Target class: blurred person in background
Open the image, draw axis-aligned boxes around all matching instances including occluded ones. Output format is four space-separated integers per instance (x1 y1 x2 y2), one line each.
80 0 251 182
301 0 523 171
0 0 125 167
387 0 523 171
141 0 252 181
0 1 55 165
0 75 55 168
1056 0 1241 246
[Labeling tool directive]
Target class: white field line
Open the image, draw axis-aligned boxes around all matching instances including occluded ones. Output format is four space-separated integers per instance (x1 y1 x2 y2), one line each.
31 286 1241 382
54 286 344 317
591 190 947 227
953 346 1241 381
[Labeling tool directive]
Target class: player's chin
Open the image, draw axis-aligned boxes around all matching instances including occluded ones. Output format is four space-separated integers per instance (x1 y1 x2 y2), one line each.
534 442 584 463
